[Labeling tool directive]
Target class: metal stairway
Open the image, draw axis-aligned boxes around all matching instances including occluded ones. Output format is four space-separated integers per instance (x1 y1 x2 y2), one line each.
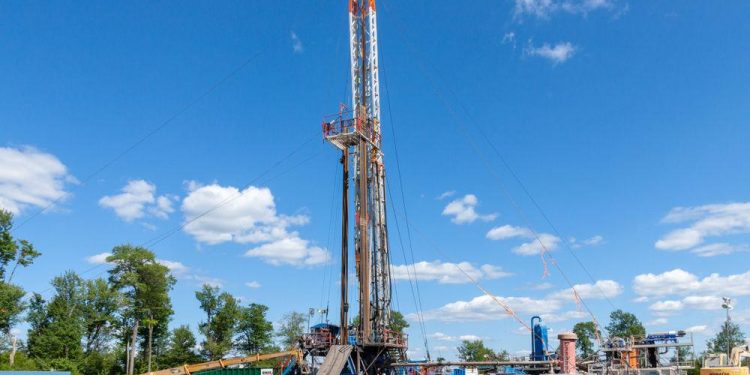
316 345 353 375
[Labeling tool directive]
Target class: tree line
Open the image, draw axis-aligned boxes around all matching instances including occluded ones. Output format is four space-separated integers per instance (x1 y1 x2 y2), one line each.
0 210 310 375
1 209 747 373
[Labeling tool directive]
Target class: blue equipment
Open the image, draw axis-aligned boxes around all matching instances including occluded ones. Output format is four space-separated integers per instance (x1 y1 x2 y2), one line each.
530 316 549 361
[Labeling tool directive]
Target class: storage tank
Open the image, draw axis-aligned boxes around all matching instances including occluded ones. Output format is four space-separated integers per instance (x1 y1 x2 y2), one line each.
531 316 549 361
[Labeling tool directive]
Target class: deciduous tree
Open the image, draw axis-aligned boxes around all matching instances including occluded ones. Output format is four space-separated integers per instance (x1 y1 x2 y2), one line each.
277 312 306 350
457 340 494 362
196 285 239 360
573 321 600 358
605 310 645 338
707 321 746 355
107 245 175 375
235 303 274 354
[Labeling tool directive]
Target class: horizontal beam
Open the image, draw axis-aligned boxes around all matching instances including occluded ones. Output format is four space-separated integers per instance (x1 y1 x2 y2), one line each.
139 350 302 375
390 360 557 368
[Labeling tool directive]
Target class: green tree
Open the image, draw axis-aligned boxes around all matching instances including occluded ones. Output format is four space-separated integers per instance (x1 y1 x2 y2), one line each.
235 303 274 354
573 321 600 358
457 340 495 362
277 312 306 349
162 325 201 367
606 310 645 338
196 285 239 360
706 320 746 355
389 311 409 334
81 278 121 354
107 245 175 375
351 311 410 333
26 271 86 364
0 209 41 368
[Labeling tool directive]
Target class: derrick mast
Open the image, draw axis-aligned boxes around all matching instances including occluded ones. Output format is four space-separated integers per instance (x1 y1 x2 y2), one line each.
321 0 405 368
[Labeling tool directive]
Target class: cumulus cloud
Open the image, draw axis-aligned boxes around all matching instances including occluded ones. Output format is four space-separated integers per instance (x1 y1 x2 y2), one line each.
245 281 262 288
548 280 623 301
85 252 112 265
391 260 511 284
513 233 561 255
685 325 708 334
649 296 724 316
84 252 222 286
418 294 562 322
655 203 750 256
0 146 76 214
181 182 328 267
633 268 750 298
487 225 533 240
486 225 561 256
245 237 330 267
99 180 174 222
647 318 668 326
525 42 576 64
182 182 303 244
442 194 497 224
514 0 620 19
417 279 618 323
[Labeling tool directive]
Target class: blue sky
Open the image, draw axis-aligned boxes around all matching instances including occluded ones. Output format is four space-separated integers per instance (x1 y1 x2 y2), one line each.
2 0 750 360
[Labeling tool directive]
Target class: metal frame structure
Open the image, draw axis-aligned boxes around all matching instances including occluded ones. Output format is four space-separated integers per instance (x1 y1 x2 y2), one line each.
321 0 405 373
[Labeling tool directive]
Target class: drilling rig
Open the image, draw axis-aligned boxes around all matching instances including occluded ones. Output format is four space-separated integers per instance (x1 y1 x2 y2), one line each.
319 0 407 373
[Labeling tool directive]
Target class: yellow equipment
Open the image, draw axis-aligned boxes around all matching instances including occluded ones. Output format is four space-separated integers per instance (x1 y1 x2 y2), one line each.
701 345 750 375
139 349 304 375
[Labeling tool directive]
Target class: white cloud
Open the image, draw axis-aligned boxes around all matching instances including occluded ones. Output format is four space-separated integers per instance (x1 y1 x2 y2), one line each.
548 280 623 301
486 225 561 256
245 237 330 267
514 0 618 19
583 235 604 246
0 146 76 214
650 296 725 316
99 180 174 222
486 225 533 240
437 191 455 200
633 268 750 298
245 281 262 289
647 318 668 326
541 310 588 323
391 260 511 284
157 259 189 275
655 203 750 256
513 233 561 256
459 335 482 341
85 252 112 265
181 182 308 245
502 32 517 48
291 31 303 54
442 194 497 224
649 300 683 316
530 282 555 290
429 332 455 341
418 294 561 322
685 325 708 334
194 275 223 288
86 251 223 287
525 42 576 64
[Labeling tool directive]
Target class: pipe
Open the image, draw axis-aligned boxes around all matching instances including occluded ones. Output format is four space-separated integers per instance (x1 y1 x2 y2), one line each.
389 361 557 367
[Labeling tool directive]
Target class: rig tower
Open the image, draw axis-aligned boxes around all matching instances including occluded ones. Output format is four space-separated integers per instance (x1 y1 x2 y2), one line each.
321 0 406 372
